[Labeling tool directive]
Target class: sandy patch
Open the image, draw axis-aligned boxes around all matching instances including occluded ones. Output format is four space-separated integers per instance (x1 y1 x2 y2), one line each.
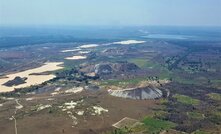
113 40 146 45
6 97 15 100
85 72 96 77
57 100 109 126
26 92 36 95
78 44 99 49
15 99 23 109
0 104 3 107
92 106 108 115
66 111 78 126
37 104 52 111
78 51 90 54
54 87 61 92
58 100 83 110
0 62 64 93
65 55 87 60
61 48 81 53
51 92 59 96
64 101 78 109
47 98 55 101
76 111 84 116
26 98 34 101
65 87 84 94
16 105 23 109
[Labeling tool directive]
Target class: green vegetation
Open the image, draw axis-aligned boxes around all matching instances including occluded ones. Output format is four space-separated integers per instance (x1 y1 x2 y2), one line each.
142 117 176 134
182 66 200 73
129 58 174 79
211 79 221 89
208 111 221 125
159 98 169 105
100 75 169 88
211 79 221 84
174 94 200 105
128 58 173 80
154 110 168 119
53 66 72 74
128 58 156 69
108 129 128 134
107 116 176 134
173 76 196 85
193 130 209 134
100 77 147 87
208 93 221 101
105 123 147 134
158 68 172 79
187 112 204 120
172 76 219 87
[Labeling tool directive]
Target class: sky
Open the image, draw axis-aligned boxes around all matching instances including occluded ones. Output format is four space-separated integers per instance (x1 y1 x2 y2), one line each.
0 0 221 27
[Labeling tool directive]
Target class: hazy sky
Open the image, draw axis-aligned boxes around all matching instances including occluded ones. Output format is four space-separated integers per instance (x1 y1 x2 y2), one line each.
0 0 221 26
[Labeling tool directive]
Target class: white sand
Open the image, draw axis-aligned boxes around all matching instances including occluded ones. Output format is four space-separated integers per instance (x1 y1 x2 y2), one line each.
76 111 84 116
65 55 87 60
113 40 146 45
61 48 81 53
0 62 64 93
78 44 98 48
37 104 52 111
15 104 23 109
15 99 23 109
51 92 59 96
64 101 78 109
65 87 84 93
47 98 55 101
85 72 96 77
78 51 90 54
54 87 61 92
6 97 15 100
92 106 108 115
60 100 83 110
26 98 34 101
26 92 36 95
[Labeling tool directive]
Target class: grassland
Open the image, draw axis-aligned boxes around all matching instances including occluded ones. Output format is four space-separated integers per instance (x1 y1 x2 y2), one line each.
209 111 221 125
106 116 176 134
193 130 209 134
99 77 147 87
142 117 176 134
173 94 200 105
128 58 157 69
208 93 221 101
187 112 204 120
